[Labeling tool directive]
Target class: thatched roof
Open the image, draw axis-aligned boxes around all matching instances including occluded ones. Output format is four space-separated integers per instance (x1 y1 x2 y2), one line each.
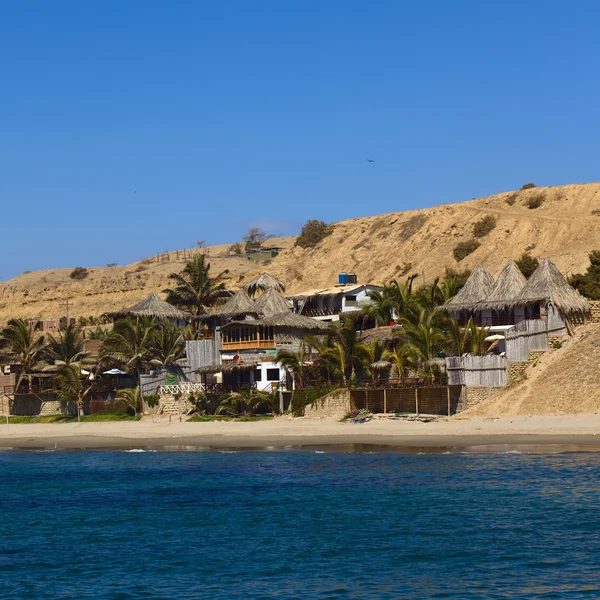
111 293 190 320
222 312 329 332
211 290 257 317
195 361 261 375
243 272 286 297
253 288 291 317
444 265 495 311
513 259 590 315
479 261 528 310
359 326 400 344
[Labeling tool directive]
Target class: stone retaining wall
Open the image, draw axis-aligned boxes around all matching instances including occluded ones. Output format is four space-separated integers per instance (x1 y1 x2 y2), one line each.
589 301 600 323
528 350 546 363
303 389 350 419
508 361 528 382
463 387 502 410
159 394 194 415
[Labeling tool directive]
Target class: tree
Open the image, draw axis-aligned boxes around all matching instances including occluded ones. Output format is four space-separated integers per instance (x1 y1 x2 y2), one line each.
568 251 600 300
295 220 333 249
243 227 275 253
362 288 396 326
163 255 230 317
53 364 96 422
38 324 92 370
0 318 46 391
275 344 310 389
99 316 157 379
116 386 142 415
516 253 539 278
359 339 388 381
148 321 187 372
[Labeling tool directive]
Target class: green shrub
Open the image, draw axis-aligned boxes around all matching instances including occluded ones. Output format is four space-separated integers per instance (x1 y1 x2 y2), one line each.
472 215 497 238
295 219 333 249
505 193 518 206
525 192 546 209
568 250 600 300
592 209 600 216
516 252 539 278
144 394 160 408
229 242 244 255
453 239 480 262
70 267 89 280
521 182 536 190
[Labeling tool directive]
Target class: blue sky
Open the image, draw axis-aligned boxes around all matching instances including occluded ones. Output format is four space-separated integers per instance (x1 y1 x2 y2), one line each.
1 1 599 279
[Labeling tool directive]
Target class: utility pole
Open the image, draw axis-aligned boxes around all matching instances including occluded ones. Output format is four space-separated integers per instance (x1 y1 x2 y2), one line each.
59 299 71 326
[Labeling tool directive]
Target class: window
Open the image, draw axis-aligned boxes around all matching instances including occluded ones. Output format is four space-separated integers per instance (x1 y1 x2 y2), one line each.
266 368 280 381
345 295 357 302
253 369 262 382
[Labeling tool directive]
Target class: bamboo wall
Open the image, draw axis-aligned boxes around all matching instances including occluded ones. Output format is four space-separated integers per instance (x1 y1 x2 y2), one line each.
505 319 549 361
350 386 461 415
186 338 220 374
446 355 507 387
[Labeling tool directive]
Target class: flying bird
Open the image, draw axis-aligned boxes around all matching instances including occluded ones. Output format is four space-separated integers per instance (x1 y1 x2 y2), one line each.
366 159 375 163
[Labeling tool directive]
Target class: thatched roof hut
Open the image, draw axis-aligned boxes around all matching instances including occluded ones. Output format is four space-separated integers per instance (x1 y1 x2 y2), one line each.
223 312 329 333
194 360 261 375
513 259 590 316
479 261 528 310
111 293 190 321
210 290 258 318
243 272 286 297
443 265 495 311
253 288 291 317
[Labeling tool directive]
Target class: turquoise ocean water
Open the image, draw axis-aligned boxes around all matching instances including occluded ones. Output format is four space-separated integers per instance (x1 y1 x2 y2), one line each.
1 449 600 599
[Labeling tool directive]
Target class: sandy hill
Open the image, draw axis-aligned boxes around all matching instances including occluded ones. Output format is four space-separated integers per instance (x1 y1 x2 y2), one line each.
1 182 600 323
463 323 600 416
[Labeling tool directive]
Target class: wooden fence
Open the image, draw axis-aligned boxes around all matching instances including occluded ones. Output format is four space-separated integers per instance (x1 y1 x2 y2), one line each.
446 355 507 387
350 386 462 415
505 319 549 361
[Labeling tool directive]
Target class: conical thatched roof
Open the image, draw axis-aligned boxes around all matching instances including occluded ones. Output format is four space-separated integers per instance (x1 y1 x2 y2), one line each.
513 259 590 315
212 290 257 317
444 265 495 311
479 261 528 310
258 312 330 331
243 272 286 297
253 288 291 317
112 293 190 320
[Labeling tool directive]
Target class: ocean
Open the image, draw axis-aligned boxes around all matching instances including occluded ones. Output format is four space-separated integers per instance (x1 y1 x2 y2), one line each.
1 449 599 599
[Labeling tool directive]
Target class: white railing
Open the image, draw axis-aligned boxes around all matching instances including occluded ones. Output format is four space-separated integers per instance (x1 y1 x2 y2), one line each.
159 383 206 395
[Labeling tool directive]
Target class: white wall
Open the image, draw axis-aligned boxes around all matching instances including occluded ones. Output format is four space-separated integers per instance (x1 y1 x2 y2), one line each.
251 361 286 391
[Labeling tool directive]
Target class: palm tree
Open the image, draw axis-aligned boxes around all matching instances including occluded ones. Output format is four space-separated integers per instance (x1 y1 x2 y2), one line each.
445 318 472 356
216 388 279 416
148 321 186 372
362 288 396 326
53 363 96 422
383 345 410 380
163 255 230 317
387 275 420 322
359 339 389 381
399 309 447 376
116 386 142 415
275 344 310 389
38 324 92 371
0 318 46 391
99 316 157 380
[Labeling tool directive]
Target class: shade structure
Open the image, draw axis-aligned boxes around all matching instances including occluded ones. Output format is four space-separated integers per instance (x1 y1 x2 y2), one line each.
443 265 495 312
194 361 262 375
243 272 286 297
479 261 528 310
253 288 291 317
110 293 190 320
209 290 257 318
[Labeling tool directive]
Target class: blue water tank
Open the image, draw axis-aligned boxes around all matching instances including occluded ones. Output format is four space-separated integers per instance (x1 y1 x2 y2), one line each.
338 272 348 285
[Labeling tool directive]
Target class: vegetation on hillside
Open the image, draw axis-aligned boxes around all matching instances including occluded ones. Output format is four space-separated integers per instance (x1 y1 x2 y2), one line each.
295 219 333 249
70 267 89 280
472 215 497 238
453 239 480 262
516 252 540 278
568 251 600 300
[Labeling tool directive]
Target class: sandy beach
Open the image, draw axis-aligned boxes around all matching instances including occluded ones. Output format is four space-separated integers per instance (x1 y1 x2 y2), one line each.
2 414 600 451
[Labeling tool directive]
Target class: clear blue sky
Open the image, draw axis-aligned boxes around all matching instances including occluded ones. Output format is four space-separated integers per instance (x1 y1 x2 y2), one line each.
1 1 599 280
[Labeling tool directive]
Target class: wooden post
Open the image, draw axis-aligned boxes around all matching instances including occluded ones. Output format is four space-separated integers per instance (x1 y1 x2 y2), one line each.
364 389 368 411
447 386 451 416
415 388 419 414
383 388 387 414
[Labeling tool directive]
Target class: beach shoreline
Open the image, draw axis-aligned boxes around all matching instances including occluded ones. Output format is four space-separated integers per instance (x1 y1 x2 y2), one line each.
2 414 600 451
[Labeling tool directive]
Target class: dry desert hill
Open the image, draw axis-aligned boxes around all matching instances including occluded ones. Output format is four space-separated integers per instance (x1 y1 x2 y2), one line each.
1 182 600 324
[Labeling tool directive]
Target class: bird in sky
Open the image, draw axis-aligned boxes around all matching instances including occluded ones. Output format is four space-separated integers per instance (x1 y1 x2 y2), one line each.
366 159 375 163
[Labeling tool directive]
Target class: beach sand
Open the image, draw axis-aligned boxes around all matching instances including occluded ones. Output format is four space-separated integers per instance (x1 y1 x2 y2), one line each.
2 414 600 451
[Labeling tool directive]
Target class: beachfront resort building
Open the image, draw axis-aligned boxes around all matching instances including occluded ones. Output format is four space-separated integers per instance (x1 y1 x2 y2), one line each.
442 259 590 354
290 274 383 322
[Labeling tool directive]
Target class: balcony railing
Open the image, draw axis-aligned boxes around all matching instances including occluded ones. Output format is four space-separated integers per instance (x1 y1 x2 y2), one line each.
221 340 275 351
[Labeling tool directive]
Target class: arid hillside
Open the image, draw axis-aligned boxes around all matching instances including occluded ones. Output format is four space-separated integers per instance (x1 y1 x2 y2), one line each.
463 323 600 416
1 182 600 323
